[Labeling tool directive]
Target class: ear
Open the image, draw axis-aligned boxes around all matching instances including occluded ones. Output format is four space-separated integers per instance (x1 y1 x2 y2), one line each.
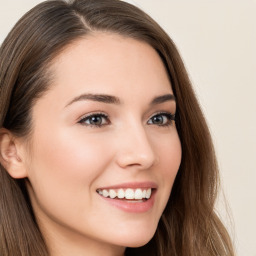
0 129 28 179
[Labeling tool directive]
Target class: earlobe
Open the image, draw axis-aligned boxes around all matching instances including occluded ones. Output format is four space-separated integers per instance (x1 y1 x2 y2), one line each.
0 129 28 179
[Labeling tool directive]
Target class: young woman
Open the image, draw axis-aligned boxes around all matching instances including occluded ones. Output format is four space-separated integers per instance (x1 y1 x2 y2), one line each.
0 0 235 255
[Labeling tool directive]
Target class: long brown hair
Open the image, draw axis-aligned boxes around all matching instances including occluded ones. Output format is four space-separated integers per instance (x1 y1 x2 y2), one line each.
0 0 234 255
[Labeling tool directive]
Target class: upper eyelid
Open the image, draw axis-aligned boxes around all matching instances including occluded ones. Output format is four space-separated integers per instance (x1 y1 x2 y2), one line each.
77 110 176 125
147 112 176 126
148 111 175 119
78 110 175 119
77 113 110 129
78 112 109 121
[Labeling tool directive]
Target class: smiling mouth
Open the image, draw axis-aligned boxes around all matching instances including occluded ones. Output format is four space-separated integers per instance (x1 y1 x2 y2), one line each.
96 188 153 201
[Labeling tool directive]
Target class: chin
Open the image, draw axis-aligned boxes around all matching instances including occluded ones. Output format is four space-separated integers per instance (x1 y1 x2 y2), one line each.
123 237 154 248
112 226 156 248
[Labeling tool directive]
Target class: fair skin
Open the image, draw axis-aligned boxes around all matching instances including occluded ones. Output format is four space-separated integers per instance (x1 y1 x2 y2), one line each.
0 33 181 256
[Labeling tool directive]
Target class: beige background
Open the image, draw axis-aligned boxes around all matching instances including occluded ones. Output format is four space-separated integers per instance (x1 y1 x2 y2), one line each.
0 1 255 255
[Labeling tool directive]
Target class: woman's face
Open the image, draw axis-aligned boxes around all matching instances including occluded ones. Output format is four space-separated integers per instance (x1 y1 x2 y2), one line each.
24 33 182 254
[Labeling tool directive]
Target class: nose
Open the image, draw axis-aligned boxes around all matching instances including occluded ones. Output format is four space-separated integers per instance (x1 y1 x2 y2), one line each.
115 123 157 170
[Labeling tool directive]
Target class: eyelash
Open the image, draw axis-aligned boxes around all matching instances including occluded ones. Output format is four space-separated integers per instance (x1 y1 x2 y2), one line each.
148 112 176 127
78 113 110 128
78 112 175 128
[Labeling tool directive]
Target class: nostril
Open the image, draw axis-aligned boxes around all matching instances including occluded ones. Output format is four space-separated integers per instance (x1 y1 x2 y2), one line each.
114 128 157 169
116 152 156 170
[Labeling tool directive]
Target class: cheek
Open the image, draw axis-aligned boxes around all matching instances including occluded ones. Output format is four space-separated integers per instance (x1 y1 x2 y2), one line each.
153 131 182 197
155 130 182 173
26 128 114 208
31 129 110 178
25 127 118 234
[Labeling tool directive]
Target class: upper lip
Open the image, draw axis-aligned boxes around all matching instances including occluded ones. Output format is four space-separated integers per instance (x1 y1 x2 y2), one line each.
97 181 158 190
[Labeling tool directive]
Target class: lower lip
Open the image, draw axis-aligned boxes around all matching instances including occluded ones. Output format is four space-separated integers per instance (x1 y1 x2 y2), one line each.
99 190 156 213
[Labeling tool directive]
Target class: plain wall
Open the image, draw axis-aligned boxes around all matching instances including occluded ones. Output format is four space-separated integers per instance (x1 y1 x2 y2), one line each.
0 1 255 255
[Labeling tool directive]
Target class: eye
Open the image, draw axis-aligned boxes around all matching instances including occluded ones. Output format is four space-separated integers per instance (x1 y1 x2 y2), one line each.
78 113 110 127
147 112 175 127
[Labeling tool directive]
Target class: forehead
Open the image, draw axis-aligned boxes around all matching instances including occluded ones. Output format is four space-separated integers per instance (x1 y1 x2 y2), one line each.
44 32 173 105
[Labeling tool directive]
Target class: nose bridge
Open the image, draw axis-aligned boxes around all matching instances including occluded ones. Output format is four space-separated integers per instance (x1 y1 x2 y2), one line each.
116 119 156 169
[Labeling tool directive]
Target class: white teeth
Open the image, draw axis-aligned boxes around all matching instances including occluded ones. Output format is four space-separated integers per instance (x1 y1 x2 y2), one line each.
109 189 116 199
98 188 152 200
102 189 109 197
125 189 134 199
146 189 151 199
117 189 125 199
134 189 143 199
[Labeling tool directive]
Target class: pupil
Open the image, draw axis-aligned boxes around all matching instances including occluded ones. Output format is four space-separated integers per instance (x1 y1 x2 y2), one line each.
153 115 163 124
91 116 102 125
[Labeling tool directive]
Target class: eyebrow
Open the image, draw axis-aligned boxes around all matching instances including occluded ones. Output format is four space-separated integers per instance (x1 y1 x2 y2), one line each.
65 93 121 107
150 94 176 105
65 93 175 107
